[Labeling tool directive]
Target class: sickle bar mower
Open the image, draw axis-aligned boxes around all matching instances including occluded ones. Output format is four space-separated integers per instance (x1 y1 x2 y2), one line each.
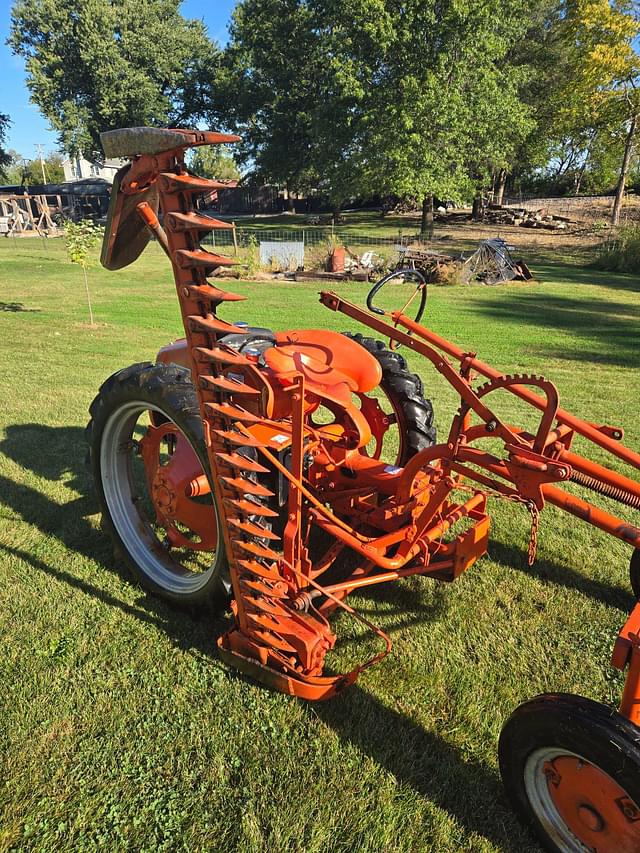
88 127 640 852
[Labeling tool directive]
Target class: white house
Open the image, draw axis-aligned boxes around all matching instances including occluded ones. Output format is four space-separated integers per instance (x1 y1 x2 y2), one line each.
62 156 125 183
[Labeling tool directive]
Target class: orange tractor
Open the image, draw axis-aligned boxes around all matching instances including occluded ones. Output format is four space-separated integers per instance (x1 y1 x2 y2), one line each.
87 127 640 852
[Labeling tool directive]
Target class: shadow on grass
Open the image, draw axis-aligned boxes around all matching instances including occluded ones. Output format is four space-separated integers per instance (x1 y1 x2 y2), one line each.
468 287 640 368
312 685 532 852
0 423 227 657
1 421 541 850
489 539 634 613
534 262 639 292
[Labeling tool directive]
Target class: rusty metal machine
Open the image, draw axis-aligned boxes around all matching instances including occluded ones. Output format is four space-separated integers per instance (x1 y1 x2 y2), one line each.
87 127 640 853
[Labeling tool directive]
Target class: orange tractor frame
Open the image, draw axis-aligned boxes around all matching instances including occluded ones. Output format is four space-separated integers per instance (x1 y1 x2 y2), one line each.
87 127 640 853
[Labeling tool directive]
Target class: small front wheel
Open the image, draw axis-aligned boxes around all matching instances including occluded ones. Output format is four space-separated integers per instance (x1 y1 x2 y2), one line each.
499 693 640 852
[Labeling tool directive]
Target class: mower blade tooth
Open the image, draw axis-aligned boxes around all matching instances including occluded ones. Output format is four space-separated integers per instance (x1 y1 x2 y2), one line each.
186 284 246 303
221 476 274 497
195 348 251 366
176 248 236 269
166 211 236 232
225 498 279 518
246 613 304 637
237 559 282 580
239 577 289 599
228 518 280 540
215 452 270 474
239 578 289 599
188 314 240 335
235 540 281 561
202 376 261 396
205 403 260 422
159 172 231 194
243 595 288 616
251 628 297 654
214 429 265 447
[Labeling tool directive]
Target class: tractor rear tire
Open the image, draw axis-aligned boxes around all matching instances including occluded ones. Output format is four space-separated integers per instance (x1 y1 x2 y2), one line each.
342 332 436 464
499 692 640 852
86 361 229 610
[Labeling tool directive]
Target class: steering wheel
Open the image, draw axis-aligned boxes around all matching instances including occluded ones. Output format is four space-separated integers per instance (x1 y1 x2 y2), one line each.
366 268 427 349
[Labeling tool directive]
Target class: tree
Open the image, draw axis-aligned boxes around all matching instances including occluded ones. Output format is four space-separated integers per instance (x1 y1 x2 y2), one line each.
24 153 65 185
217 1 338 205
189 146 240 182
2 150 65 185
0 114 12 180
219 0 537 224
515 0 640 211
557 0 639 223
64 219 103 325
9 0 220 160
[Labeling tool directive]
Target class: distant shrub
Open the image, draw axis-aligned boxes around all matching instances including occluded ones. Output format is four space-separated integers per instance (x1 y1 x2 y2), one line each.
594 225 640 273
239 234 261 279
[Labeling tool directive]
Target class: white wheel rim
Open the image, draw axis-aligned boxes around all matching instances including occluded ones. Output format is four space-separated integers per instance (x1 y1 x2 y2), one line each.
525 747 601 852
100 400 220 594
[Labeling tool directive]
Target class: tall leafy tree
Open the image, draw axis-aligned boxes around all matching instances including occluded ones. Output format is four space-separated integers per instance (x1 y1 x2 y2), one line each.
9 0 220 160
216 0 378 210
219 0 537 225
0 113 12 180
358 0 536 225
515 0 640 210
558 0 640 223
19 152 66 185
189 145 241 182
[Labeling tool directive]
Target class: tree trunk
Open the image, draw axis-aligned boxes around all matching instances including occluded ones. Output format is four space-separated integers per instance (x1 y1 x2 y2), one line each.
420 194 434 238
82 266 94 326
332 202 342 225
495 169 507 206
472 192 484 221
612 114 637 226
285 185 295 213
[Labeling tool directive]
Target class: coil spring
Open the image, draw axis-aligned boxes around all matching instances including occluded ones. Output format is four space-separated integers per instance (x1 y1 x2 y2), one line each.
570 469 640 511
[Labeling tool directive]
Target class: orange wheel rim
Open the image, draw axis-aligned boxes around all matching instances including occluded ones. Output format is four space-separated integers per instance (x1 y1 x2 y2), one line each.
525 748 640 852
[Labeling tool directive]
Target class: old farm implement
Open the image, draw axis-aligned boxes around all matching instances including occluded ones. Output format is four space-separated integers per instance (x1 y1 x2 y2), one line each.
87 127 640 852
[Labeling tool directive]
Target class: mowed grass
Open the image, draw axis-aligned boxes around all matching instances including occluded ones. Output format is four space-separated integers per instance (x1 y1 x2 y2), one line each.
0 237 639 853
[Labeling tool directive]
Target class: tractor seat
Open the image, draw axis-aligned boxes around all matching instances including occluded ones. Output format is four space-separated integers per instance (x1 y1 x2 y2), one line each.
273 330 382 395
264 345 355 406
263 340 374 447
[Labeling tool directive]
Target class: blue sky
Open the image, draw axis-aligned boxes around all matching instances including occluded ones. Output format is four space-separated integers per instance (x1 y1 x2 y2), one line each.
0 0 238 157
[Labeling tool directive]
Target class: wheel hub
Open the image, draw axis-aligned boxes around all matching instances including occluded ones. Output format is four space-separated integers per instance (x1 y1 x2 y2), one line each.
577 803 604 833
139 421 218 551
152 476 176 512
540 754 640 852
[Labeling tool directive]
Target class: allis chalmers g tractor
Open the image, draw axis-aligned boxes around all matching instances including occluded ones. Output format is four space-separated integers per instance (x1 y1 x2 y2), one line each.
87 127 640 852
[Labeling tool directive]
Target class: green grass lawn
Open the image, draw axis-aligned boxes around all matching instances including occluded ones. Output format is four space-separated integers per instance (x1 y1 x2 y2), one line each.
0 237 638 852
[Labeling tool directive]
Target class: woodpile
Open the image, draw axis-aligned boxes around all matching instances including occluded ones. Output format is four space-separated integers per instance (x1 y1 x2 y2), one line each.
484 205 577 230
396 246 458 282
435 205 579 231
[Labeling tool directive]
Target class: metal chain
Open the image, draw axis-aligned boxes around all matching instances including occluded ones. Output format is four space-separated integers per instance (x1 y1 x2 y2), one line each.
525 500 539 567
450 478 540 566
